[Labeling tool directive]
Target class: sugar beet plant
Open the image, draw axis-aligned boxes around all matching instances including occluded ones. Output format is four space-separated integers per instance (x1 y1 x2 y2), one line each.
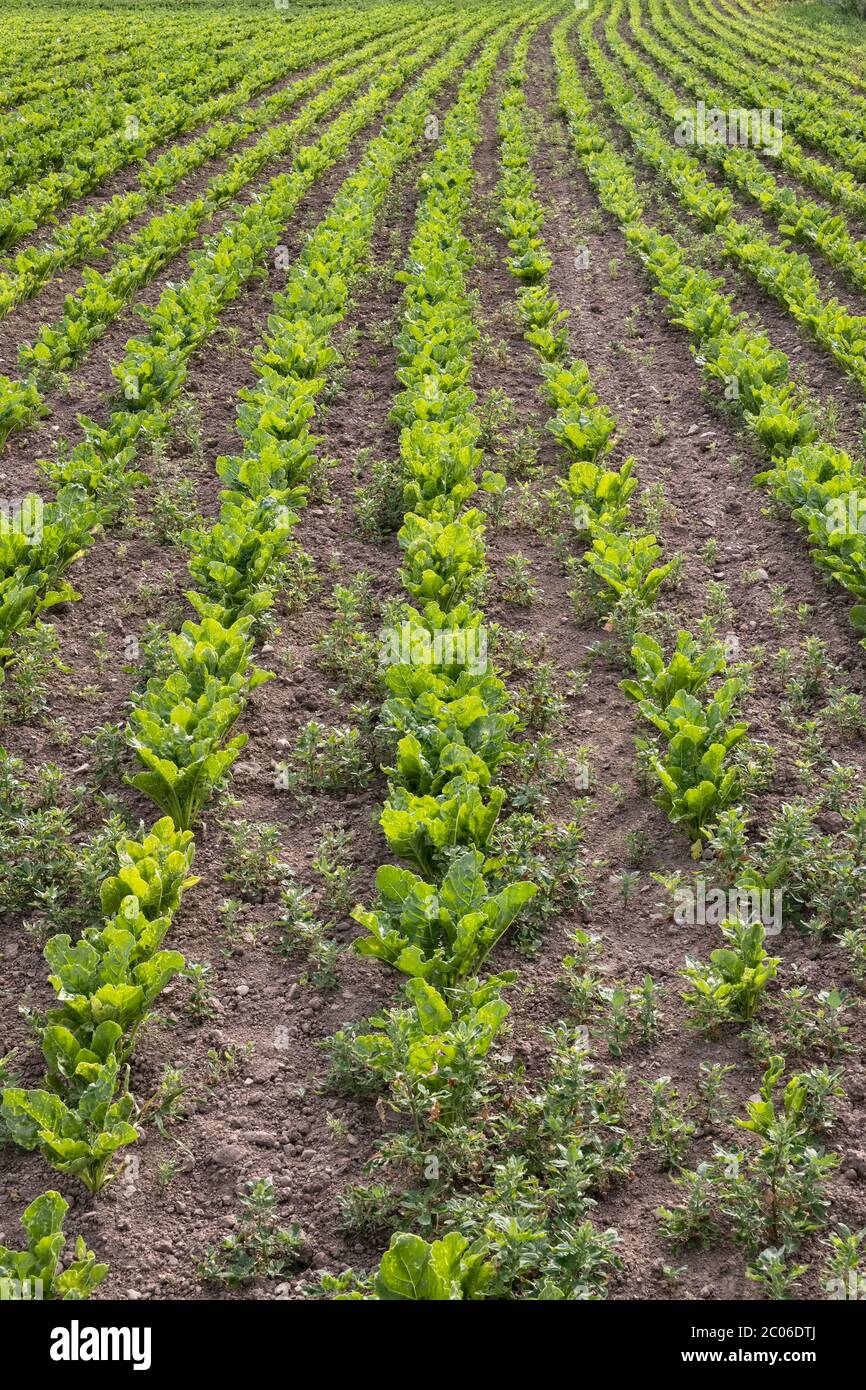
0 1191 107 1301
1 818 197 1192
620 633 747 857
348 14 536 1025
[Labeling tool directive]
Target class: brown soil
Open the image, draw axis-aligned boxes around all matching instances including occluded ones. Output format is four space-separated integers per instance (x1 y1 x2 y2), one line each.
1 11 865 1307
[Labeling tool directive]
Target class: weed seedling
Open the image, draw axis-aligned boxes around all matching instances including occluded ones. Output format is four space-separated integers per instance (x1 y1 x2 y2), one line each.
198 1178 308 1286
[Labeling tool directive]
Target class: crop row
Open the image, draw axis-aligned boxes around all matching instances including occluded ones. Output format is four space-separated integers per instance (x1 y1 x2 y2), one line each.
0 6 398 253
0 7 419 319
616 0 866 299
0 13 444 408
580 3 866 403
0 18 469 696
556 17 866 648
327 12 554 1298
501 17 748 864
0 9 499 1301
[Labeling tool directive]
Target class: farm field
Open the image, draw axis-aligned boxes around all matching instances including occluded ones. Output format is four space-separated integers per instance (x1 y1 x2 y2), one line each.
3 0 866 1319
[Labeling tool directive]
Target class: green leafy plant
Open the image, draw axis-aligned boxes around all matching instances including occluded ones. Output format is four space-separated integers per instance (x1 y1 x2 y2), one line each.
0 1191 107 1300
126 615 272 829
631 672 747 856
371 1230 493 1300
326 974 510 1124
353 851 536 985
37 816 196 1088
620 629 727 708
746 1246 807 1300
199 1177 308 1287
682 919 780 1030
1 1057 137 1193
561 456 636 534
584 529 675 610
